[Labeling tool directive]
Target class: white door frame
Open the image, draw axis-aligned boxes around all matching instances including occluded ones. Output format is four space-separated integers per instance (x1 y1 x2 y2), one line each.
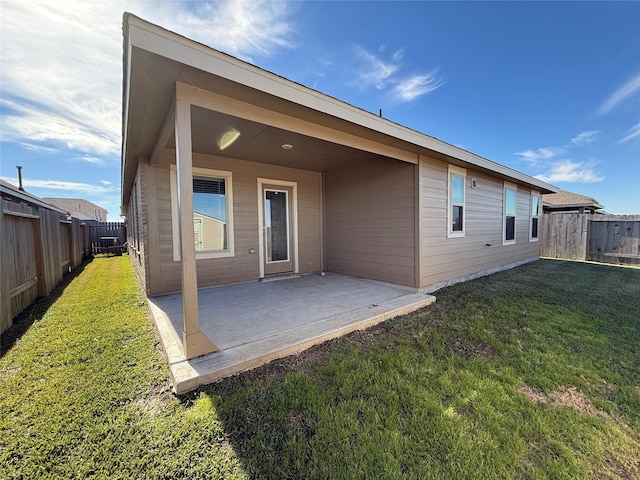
257 178 299 278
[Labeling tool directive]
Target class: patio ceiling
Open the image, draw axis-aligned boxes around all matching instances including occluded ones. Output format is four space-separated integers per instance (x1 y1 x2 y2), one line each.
160 106 391 172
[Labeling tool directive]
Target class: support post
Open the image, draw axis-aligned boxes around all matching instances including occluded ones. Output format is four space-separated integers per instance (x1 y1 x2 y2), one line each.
175 88 218 359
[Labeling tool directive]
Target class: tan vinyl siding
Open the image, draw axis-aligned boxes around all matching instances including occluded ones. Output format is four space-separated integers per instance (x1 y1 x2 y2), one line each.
419 155 540 288
324 159 416 287
148 151 322 295
125 168 149 295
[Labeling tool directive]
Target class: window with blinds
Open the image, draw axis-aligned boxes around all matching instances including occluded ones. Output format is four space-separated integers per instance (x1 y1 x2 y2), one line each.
192 176 227 252
169 166 234 261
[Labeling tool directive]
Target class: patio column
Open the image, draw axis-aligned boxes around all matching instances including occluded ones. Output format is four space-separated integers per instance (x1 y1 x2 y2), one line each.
175 86 218 359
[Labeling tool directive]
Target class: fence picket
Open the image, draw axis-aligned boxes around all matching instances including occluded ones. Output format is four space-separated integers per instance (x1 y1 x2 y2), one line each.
542 213 640 266
1 199 126 334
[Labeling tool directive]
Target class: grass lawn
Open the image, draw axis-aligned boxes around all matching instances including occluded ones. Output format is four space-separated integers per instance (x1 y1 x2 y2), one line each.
1 257 638 479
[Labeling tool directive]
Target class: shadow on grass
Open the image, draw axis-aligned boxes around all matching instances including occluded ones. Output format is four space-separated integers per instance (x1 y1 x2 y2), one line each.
0 257 93 359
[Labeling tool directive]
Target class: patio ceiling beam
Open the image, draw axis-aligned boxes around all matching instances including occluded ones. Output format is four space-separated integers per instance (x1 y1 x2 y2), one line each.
151 98 176 165
176 82 419 165
175 85 218 359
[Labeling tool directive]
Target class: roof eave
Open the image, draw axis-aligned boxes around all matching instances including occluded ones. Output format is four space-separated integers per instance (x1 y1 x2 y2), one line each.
122 13 558 196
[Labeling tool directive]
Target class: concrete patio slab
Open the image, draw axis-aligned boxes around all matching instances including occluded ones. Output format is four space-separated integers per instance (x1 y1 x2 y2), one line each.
147 273 435 393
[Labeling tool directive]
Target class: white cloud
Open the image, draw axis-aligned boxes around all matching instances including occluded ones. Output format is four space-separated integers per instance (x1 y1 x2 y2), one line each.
392 48 405 62
19 143 61 155
393 73 443 101
79 156 106 165
1 100 119 156
517 129 600 167
599 71 640 114
619 123 640 143
570 131 599 146
0 176 118 194
516 147 567 163
165 0 294 62
355 46 442 102
101 180 113 186
534 160 604 184
356 47 399 89
0 0 295 158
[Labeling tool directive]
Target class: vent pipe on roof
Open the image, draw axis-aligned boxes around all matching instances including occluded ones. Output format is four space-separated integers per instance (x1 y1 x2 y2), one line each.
16 166 25 191
379 109 383 117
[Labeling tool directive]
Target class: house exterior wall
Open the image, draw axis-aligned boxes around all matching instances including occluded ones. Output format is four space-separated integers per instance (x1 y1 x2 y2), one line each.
128 152 543 297
419 155 540 290
324 159 416 287
145 151 322 295
125 166 149 295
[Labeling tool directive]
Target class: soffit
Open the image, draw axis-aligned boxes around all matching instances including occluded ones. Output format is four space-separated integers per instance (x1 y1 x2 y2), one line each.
164 106 388 172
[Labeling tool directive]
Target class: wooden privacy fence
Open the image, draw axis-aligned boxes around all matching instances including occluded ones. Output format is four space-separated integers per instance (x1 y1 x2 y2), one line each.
1 197 92 334
542 213 640 266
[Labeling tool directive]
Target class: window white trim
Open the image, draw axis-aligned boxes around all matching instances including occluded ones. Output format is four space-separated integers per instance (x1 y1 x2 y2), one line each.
170 165 235 261
530 190 540 242
503 181 517 245
447 165 466 238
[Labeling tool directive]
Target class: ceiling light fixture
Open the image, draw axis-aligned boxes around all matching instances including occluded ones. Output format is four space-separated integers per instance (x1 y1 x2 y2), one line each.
218 129 240 150
281 143 293 150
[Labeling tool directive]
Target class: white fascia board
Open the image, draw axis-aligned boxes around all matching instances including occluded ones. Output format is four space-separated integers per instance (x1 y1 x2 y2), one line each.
121 16 135 211
124 14 558 194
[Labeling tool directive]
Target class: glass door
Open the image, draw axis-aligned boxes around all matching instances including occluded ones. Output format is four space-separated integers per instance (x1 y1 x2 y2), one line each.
263 187 294 275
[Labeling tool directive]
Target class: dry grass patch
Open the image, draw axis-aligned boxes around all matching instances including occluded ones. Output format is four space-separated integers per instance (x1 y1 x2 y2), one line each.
518 384 612 420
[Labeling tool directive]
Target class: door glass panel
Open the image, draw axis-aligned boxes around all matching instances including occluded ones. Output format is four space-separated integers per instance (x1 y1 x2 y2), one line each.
265 190 288 262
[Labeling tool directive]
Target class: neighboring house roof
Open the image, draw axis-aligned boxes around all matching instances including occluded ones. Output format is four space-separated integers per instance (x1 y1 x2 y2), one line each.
121 13 557 211
0 180 68 214
542 190 604 212
44 198 108 221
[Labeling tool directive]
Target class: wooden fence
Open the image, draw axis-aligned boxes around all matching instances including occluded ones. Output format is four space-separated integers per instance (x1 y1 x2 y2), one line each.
0 198 91 335
86 221 127 255
587 216 640 266
542 213 640 266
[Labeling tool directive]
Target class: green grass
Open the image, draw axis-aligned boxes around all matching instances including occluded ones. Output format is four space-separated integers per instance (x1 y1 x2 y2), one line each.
1 258 638 479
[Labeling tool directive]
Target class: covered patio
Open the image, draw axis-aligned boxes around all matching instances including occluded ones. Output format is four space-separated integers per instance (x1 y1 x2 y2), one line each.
147 273 435 394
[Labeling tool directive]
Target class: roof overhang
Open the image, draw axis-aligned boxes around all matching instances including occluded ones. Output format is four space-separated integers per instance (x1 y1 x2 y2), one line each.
543 202 603 209
121 13 557 211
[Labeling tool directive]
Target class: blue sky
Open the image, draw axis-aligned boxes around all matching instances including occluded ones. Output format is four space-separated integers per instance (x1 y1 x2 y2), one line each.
1 0 639 219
